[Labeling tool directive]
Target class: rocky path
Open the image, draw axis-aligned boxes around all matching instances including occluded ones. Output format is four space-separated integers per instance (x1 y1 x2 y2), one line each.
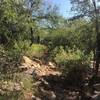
19 56 100 100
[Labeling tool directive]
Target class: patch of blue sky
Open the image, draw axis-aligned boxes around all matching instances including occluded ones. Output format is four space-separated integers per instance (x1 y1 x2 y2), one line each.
44 0 74 18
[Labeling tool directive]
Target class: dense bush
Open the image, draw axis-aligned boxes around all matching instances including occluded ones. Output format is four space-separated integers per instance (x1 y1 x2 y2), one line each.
0 45 21 75
14 40 47 59
50 46 93 73
27 44 47 58
13 40 31 53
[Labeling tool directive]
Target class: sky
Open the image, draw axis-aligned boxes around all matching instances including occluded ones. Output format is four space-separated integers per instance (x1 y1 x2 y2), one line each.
44 0 73 18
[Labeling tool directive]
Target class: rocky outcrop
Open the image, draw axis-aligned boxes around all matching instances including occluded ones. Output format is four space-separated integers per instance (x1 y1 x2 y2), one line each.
19 56 61 77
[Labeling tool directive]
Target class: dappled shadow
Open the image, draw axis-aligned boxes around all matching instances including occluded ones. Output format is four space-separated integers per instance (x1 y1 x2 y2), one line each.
33 74 81 100
33 68 100 100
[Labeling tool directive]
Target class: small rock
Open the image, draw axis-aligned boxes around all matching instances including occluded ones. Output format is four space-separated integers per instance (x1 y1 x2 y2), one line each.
2 84 7 90
25 68 34 75
32 95 41 100
48 62 56 69
22 56 33 66
14 83 21 91
0 89 5 95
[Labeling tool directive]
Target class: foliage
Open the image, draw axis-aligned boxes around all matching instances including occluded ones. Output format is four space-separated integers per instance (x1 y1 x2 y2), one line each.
0 0 60 47
70 0 100 17
0 45 21 76
0 0 98 98
26 44 47 58
50 46 92 73
14 40 31 53
13 40 47 58
42 19 95 55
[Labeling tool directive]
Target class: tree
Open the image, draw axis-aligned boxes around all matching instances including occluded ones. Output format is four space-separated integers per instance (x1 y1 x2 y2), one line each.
70 0 100 75
0 0 60 47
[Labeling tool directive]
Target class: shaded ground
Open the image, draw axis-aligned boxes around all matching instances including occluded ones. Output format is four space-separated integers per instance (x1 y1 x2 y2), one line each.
21 56 100 100
1 56 100 100
19 56 81 100
33 74 100 100
35 75 81 100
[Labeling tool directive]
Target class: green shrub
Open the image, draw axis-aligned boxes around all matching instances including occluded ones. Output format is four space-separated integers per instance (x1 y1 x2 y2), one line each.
0 45 22 77
13 40 31 53
51 46 92 73
26 44 47 58
13 40 47 58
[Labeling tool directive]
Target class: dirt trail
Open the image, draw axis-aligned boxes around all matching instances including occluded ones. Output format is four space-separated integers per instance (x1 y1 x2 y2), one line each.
20 56 61 76
19 56 100 100
19 56 81 100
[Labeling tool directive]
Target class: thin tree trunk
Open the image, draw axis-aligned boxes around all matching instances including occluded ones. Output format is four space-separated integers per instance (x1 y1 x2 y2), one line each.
93 0 100 76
